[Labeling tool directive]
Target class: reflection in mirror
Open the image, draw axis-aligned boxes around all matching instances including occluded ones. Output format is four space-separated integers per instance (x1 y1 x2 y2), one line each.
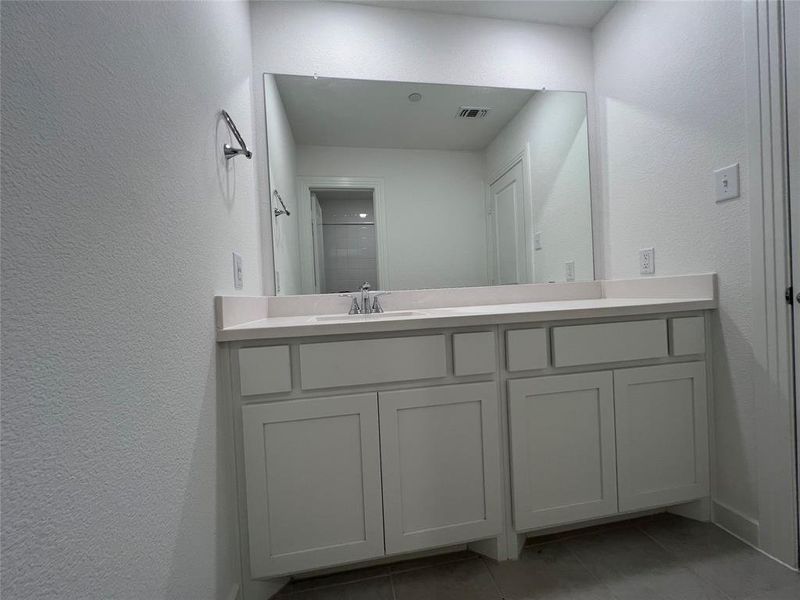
264 74 594 295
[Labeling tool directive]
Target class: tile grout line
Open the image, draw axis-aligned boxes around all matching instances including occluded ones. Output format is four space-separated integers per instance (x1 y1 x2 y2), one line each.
281 572 389 595
635 523 735 600
560 537 625 600
477 555 506 600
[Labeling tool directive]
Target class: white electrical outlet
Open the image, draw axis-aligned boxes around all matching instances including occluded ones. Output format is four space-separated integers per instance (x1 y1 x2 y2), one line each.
534 231 543 251
232 251 243 290
565 260 575 282
639 247 655 275
714 163 740 202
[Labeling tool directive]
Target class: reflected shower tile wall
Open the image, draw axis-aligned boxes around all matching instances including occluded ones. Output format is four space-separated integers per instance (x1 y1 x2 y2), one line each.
323 224 377 293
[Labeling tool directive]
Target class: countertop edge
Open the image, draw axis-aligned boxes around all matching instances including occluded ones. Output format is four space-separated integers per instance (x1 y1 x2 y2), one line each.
216 298 716 342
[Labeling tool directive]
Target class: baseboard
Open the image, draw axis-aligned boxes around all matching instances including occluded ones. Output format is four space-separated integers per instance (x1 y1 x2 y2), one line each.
712 500 759 547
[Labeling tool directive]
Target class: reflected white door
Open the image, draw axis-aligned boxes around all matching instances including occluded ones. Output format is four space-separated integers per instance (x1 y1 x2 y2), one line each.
310 193 325 294
490 161 527 285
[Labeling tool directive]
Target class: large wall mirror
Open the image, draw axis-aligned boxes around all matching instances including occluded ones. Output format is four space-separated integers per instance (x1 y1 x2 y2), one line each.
264 74 594 295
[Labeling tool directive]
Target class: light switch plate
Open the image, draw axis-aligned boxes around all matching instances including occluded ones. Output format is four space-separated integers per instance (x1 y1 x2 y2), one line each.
714 163 740 202
565 260 575 281
639 247 655 275
232 251 243 290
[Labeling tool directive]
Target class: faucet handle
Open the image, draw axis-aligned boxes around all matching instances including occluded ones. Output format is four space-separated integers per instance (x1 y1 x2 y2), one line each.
339 293 361 314
371 291 391 313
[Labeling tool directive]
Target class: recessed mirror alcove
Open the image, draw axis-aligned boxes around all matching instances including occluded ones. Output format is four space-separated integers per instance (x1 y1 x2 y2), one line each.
263 75 594 295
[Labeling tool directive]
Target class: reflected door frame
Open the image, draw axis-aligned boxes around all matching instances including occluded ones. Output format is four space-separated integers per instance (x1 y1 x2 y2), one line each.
297 176 389 295
486 145 534 285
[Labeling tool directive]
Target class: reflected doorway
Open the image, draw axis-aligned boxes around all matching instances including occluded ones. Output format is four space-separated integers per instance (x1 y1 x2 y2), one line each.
310 188 378 294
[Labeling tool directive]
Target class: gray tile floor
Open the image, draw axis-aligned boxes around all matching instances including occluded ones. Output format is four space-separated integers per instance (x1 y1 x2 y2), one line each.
276 515 800 599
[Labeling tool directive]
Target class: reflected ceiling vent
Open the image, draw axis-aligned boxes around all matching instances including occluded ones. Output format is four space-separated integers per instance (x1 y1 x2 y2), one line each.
455 106 491 119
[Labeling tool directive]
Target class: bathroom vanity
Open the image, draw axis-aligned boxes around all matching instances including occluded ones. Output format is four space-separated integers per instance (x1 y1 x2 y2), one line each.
217 274 715 584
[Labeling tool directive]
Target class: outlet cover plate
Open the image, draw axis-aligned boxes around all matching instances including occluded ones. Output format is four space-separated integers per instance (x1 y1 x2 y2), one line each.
714 163 740 202
639 247 655 275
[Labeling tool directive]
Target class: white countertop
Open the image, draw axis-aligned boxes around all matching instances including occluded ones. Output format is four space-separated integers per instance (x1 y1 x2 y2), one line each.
216 275 716 341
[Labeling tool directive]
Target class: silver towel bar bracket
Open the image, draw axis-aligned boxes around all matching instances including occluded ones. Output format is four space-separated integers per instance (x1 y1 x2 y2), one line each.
221 109 252 160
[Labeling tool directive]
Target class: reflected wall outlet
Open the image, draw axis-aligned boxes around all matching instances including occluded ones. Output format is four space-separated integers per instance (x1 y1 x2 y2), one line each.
232 251 243 290
714 163 740 202
534 231 543 251
639 247 655 275
565 260 575 282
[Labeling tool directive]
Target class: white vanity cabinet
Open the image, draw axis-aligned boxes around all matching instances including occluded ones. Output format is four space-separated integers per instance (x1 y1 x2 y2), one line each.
222 307 713 591
379 382 502 554
507 361 709 534
242 394 384 578
508 372 618 530
614 362 709 512
241 382 503 577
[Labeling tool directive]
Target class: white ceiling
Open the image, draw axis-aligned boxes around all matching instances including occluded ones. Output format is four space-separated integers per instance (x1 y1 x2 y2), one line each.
339 1 616 29
276 75 537 151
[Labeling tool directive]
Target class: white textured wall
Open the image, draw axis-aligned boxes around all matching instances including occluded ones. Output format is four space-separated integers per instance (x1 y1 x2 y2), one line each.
250 0 598 292
250 0 594 90
1 2 260 599
486 92 594 283
264 74 302 294
593 2 756 521
297 145 489 290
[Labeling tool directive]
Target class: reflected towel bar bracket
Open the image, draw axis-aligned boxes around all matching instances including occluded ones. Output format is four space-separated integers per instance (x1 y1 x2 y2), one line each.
221 109 252 160
273 190 291 217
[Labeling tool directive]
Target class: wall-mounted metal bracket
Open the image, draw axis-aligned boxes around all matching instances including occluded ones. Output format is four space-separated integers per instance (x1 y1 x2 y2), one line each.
221 109 252 160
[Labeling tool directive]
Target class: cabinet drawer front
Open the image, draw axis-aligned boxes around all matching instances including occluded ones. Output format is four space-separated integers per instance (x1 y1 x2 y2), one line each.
508 372 617 531
242 394 384 577
614 362 709 512
552 320 668 367
379 382 502 554
299 335 446 390
238 346 291 396
506 328 548 372
453 331 496 376
670 316 706 355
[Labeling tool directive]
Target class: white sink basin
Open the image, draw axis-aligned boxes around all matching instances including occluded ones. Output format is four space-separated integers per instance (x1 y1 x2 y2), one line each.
315 311 421 322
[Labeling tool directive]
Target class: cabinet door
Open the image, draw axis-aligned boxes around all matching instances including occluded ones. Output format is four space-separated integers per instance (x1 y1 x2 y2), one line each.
614 362 709 512
508 372 617 531
379 382 502 554
242 394 384 577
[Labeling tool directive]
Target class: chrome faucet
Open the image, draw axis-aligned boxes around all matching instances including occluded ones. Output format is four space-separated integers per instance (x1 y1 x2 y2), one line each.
360 281 372 314
340 282 390 315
